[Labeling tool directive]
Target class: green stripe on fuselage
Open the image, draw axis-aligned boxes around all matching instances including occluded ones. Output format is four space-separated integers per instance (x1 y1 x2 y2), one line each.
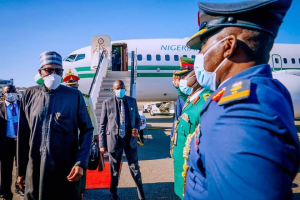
75 66 92 72
75 65 180 71
272 68 300 71
137 73 173 77
78 74 95 78
129 66 180 70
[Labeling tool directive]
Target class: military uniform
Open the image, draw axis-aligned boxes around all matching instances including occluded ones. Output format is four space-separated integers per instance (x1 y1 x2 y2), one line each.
63 70 98 200
171 57 212 199
172 87 211 199
184 0 300 199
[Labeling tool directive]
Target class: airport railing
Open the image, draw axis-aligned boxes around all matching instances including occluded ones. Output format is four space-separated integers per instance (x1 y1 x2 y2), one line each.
89 50 105 95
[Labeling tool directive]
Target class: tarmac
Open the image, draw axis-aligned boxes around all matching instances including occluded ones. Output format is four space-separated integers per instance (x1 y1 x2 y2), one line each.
11 114 300 200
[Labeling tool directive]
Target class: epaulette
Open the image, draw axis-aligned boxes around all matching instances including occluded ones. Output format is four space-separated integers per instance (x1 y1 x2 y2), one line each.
218 79 251 105
82 93 90 99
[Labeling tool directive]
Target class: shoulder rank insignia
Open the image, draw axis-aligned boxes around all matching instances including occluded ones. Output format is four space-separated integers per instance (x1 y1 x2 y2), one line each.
212 87 225 102
218 80 251 105
203 93 211 102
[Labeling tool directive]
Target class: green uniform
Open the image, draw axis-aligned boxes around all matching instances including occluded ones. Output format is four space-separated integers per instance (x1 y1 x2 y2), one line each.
79 94 98 198
172 87 211 199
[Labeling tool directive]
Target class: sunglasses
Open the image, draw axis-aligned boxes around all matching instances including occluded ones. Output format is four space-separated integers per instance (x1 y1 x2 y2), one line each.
40 68 64 75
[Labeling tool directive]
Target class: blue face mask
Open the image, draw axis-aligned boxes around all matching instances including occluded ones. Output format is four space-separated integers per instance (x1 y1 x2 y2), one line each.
115 89 125 98
179 75 196 95
194 37 229 91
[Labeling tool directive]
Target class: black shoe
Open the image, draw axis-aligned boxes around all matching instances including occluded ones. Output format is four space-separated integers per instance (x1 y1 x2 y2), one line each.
110 194 120 200
15 183 25 197
1 195 13 200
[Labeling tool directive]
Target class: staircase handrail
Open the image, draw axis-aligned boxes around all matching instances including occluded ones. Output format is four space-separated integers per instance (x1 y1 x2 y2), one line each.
89 50 105 95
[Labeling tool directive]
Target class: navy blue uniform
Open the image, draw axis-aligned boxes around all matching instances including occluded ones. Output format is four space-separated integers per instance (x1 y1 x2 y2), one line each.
185 64 300 200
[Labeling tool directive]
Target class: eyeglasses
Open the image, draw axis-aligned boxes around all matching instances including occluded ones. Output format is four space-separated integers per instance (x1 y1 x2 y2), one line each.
40 68 64 75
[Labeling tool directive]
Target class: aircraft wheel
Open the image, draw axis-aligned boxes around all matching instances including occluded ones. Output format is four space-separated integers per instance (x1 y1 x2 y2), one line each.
150 109 155 116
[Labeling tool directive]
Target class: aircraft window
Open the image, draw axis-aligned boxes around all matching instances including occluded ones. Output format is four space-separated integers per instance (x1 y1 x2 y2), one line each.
147 54 152 61
183 55 187 58
165 55 170 61
191 55 196 59
292 58 295 64
283 58 287 64
174 55 179 61
65 54 76 62
137 54 142 61
156 55 161 61
75 54 85 61
275 58 279 64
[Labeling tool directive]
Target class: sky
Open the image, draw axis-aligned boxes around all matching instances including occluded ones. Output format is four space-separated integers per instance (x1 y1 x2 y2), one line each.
1 0 300 87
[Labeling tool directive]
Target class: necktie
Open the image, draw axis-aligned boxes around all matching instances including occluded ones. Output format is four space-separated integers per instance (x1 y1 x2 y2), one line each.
119 99 125 138
11 103 18 136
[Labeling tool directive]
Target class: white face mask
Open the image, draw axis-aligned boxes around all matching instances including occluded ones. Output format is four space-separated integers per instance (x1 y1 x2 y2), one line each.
5 93 18 102
43 74 62 90
194 37 230 91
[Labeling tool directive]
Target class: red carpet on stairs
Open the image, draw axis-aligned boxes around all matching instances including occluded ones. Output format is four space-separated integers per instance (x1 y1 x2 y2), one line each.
86 161 123 190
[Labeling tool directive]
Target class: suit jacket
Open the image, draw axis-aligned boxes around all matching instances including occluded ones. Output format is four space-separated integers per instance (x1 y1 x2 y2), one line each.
0 100 20 160
99 96 141 153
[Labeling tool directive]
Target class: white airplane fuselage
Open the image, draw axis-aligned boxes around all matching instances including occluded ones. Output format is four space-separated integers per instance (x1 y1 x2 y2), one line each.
62 38 300 118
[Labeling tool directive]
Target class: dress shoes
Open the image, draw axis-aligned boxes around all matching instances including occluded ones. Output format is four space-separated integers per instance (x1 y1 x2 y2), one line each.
110 194 120 200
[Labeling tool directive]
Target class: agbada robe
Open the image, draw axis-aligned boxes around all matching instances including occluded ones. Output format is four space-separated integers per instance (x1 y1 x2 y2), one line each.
17 85 94 200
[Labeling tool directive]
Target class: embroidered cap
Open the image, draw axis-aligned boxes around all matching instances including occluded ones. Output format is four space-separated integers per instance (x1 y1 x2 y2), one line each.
39 51 62 68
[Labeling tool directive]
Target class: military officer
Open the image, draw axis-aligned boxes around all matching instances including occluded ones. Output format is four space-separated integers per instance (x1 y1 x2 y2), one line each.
184 0 300 199
63 70 98 200
170 58 193 151
171 57 211 199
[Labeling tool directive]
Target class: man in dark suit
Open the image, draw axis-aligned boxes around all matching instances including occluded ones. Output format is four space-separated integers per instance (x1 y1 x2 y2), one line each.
0 85 23 200
99 80 145 200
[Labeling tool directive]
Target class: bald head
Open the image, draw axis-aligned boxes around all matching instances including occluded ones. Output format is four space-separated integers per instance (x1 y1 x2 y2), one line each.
113 80 125 90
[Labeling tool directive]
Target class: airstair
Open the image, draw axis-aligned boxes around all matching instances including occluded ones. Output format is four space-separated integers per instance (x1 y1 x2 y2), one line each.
88 39 136 129
94 71 131 126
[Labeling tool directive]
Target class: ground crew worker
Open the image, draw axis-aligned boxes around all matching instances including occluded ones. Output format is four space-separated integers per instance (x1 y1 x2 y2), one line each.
171 57 211 199
184 0 299 199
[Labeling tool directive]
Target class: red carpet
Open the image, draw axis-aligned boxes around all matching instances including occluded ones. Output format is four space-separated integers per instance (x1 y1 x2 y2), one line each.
86 162 122 189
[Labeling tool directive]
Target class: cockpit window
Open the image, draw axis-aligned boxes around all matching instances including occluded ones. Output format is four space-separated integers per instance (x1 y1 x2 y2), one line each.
65 54 77 62
75 54 85 61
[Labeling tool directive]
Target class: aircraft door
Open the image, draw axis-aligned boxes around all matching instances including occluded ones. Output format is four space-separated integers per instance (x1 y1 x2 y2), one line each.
271 54 282 72
112 43 128 71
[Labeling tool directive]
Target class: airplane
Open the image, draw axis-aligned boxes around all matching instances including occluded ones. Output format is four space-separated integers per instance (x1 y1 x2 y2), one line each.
37 37 300 118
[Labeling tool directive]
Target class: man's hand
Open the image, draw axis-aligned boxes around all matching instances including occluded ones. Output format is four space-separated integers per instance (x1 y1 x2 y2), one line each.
173 71 181 87
67 166 83 182
93 135 99 142
17 176 25 190
132 128 138 137
100 147 106 154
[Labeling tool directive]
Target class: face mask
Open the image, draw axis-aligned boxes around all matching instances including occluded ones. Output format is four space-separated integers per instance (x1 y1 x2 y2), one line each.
194 37 230 91
179 75 196 95
5 93 18 102
115 89 125 98
43 74 62 90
